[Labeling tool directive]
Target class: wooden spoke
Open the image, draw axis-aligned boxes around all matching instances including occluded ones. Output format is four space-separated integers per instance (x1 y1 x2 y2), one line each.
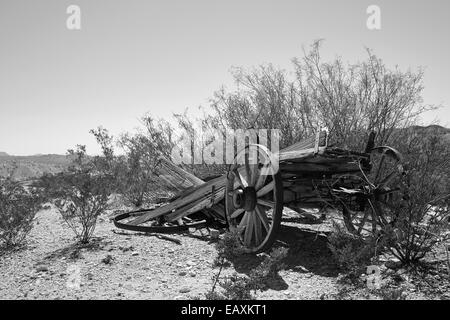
257 198 275 208
238 211 249 230
244 211 254 246
255 205 270 231
255 165 268 191
374 153 386 184
254 212 263 245
244 151 252 186
231 208 245 219
250 164 259 187
256 181 274 197
378 170 398 187
234 168 248 187
356 209 370 234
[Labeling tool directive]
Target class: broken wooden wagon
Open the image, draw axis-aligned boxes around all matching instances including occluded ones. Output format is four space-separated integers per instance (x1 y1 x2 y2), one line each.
114 129 406 253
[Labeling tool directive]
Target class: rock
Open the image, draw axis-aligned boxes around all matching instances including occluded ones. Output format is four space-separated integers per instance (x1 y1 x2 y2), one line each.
131 251 139 256
178 271 187 276
36 265 48 272
102 254 114 264
210 229 220 239
385 259 402 270
104 245 115 252
120 245 133 252
179 287 191 293
190 272 196 277
298 266 309 273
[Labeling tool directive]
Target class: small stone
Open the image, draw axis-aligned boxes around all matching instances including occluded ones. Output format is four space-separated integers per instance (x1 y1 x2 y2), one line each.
190 272 196 277
210 229 220 239
101 255 114 264
299 266 309 273
131 251 139 256
178 271 187 276
36 265 48 272
179 287 191 293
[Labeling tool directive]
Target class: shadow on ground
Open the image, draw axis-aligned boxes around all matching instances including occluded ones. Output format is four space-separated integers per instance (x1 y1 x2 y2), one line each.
224 224 339 291
42 236 111 262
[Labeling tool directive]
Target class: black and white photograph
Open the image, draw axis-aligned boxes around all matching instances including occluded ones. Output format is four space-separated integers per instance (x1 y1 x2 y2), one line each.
0 0 449 306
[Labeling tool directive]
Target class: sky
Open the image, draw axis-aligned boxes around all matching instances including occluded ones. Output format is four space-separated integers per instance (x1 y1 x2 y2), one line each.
0 0 449 155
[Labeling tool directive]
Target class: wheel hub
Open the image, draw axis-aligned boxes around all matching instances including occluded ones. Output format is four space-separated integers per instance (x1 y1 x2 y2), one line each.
232 187 257 211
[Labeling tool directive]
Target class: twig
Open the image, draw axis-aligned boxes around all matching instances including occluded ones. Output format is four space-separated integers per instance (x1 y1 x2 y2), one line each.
445 243 450 279
112 230 182 245
210 256 225 295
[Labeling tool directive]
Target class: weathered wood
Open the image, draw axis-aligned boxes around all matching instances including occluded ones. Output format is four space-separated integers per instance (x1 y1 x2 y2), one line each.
279 146 326 162
156 156 204 192
129 175 227 225
280 131 327 153
166 187 225 222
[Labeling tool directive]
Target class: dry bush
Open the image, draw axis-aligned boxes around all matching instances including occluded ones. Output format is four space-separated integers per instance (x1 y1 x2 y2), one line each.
328 221 377 280
208 229 288 300
0 175 44 249
209 40 430 151
379 131 450 264
91 115 175 208
50 145 112 244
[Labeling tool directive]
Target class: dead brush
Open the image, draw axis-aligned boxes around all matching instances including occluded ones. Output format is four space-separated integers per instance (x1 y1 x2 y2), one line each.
207 229 288 300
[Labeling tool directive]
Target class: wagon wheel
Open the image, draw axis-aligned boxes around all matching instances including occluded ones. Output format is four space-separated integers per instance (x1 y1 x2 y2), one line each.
342 146 407 236
225 144 283 253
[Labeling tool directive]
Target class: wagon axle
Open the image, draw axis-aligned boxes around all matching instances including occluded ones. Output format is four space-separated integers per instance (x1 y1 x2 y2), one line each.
232 187 257 211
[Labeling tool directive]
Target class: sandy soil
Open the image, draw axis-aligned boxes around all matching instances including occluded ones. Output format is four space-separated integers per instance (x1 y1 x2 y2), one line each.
0 206 448 300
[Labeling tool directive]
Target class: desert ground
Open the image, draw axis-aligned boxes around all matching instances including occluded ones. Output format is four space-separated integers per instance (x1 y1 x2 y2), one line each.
1 204 449 300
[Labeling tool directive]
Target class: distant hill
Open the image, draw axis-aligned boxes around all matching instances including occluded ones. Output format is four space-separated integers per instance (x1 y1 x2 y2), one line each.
0 154 71 180
0 124 448 181
401 125 450 144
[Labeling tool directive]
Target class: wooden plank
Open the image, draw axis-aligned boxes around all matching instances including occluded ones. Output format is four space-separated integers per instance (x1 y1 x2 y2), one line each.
166 187 225 222
129 175 227 225
156 156 204 192
279 147 326 162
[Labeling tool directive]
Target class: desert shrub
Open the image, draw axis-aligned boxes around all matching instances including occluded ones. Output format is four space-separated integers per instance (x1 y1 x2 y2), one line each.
378 132 450 264
0 176 44 248
213 228 246 265
215 273 255 300
90 116 175 208
328 222 377 279
208 229 288 299
209 40 430 150
49 145 113 244
375 286 407 300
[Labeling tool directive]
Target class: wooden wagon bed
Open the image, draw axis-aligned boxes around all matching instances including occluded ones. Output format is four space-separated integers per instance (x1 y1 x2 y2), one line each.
114 129 405 253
